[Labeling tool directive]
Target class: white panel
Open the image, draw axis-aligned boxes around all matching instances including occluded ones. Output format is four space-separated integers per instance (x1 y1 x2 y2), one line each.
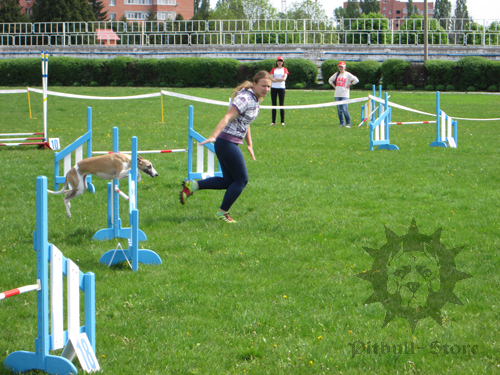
196 143 204 173
64 154 72 177
380 119 385 141
75 145 83 164
51 245 64 350
67 259 80 340
447 116 452 140
374 125 379 141
130 180 136 209
441 112 446 141
207 150 215 175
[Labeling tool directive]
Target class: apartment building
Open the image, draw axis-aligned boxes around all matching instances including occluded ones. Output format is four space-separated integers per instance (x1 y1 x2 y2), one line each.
18 0 194 22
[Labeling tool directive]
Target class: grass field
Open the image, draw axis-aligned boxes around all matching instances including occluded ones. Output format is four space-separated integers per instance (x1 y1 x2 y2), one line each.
0 86 499 374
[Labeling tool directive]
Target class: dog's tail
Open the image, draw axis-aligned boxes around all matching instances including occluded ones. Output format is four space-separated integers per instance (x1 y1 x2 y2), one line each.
47 181 68 195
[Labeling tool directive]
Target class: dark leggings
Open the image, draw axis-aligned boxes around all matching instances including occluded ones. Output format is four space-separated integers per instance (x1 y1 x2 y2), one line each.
271 88 286 123
197 137 248 212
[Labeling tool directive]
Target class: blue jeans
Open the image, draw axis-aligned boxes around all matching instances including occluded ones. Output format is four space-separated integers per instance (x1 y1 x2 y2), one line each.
197 137 248 212
335 97 351 126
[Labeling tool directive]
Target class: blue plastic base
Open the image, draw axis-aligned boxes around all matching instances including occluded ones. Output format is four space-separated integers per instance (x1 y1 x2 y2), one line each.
430 141 448 148
87 182 96 194
100 249 162 266
377 144 399 150
5 351 78 375
92 228 147 242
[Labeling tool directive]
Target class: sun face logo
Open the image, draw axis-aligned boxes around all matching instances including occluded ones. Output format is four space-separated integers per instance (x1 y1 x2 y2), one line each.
356 219 472 332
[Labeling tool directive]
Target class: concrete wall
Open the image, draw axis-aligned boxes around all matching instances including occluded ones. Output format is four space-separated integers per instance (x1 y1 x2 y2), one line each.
1 45 500 66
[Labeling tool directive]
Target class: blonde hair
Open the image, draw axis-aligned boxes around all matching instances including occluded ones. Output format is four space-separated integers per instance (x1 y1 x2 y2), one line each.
232 70 272 97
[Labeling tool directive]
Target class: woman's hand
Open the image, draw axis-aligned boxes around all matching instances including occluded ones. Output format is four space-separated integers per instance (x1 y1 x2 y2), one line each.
199 136 215 145
247 144 256 161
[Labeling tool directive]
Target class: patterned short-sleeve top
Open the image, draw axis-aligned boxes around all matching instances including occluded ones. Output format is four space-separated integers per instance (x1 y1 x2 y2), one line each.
218 88 260 145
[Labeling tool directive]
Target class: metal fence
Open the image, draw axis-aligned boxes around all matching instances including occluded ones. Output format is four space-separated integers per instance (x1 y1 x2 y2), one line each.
1 18 499 47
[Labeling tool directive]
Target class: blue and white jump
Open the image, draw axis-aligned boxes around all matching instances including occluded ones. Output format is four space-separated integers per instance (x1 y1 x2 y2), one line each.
365 87 458 151
92 128 162 272
4 176 97 375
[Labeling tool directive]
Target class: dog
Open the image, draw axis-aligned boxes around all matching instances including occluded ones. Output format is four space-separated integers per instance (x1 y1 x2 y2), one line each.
47 153 158 218
387 245 440 309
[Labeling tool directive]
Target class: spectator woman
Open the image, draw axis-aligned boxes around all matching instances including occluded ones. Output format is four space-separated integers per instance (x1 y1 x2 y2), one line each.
328 61 359 128
269 56 289 126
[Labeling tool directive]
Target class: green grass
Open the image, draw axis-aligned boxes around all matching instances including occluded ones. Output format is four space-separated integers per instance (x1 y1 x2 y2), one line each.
0 87 499 374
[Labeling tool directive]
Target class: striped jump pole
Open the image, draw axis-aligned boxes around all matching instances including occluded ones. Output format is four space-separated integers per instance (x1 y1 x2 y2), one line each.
390 121 437 125
0 283 40 300
92 149 187 155
0 88 47 148
97 134 162 271
430 92 458 148
187 105 223 180
54 107 94 192
4 176 98 375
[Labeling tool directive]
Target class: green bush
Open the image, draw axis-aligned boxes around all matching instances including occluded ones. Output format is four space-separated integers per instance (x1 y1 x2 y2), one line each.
110 81 119 86
467 86 476 91
322 84 331 89
0 58 41 86
446 84 456 91
90 81 99 87
436 85 445 91
126 82 135 87
54 82 63 86
405 84 415 90
425 84 434 91
453 57 491 90
487 85 498 92
293 83 305 89
158 82 167 87
73 82 81 86
425 60 455 87
381 59 411 88
386 84 395 90
364 84 374 90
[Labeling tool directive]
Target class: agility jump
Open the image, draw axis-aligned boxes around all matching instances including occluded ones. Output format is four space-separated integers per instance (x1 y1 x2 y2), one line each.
93 128 162 272
3 176 98 375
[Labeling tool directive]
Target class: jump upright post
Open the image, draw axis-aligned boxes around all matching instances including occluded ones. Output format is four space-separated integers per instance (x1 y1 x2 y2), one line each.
53 107 94 192
369 92 399 151
93 128 162 271
4 176 98 375
430 91 458 148
187 105 223 180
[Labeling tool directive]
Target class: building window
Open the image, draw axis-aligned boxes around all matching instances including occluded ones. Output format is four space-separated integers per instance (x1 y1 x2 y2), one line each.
109 0 115 5
155 0 176 5
383 6 386 10
389 10 392 14
157 11 176 20
403 8 407 13
125 11 149 19
396 10 400 14
109 12 116 20
125 0 152 4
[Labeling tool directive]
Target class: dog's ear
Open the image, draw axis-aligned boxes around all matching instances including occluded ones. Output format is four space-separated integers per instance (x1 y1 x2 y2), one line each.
137 156 144 164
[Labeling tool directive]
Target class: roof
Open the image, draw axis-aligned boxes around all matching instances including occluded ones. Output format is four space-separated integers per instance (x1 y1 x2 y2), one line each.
96 29 120 41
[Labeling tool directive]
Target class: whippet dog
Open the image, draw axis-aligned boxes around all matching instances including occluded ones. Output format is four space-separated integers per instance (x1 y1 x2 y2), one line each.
48 153 158 218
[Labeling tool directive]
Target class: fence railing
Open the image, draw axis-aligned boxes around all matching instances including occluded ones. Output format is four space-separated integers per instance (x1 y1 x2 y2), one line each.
1 18 499 47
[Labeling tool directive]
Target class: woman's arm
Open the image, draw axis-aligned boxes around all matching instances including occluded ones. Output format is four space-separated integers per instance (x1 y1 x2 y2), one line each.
245 126 256 160
199 106 239 145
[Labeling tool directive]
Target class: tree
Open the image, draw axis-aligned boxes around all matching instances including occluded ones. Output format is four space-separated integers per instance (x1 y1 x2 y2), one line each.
32 0 95 22
192 0 210 20
89 0 107 21
242 0 276 22
285 0 326 20
210 0 245 20
345 0 360 19
359 0 379 16
334 6 346 20
406 0 419 17
0 0 27 22
433 0 452 29
454 0 470 35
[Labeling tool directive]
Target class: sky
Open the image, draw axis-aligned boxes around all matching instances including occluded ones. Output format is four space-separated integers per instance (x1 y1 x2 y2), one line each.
210 0 500 22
